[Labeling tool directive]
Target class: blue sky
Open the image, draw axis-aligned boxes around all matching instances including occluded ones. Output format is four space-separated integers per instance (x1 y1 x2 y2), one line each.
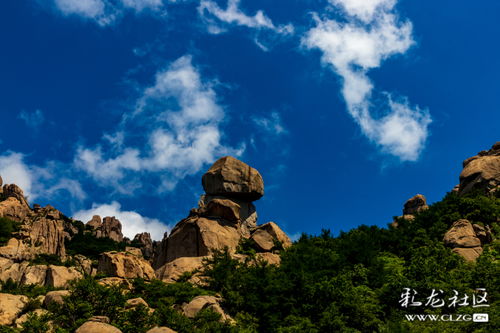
0 0 498 240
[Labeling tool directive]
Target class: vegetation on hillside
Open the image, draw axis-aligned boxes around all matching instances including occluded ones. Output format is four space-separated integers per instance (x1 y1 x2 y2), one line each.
0 217 20 245
0 191 498 332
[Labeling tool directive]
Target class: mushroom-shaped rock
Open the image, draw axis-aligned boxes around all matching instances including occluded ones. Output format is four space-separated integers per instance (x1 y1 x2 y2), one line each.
459 142 500 195
75 321 122 333
200 198 241 222
250 222 292 252
0 293 28 325
97 251 155 280
403 194 429 215
202 156 264 201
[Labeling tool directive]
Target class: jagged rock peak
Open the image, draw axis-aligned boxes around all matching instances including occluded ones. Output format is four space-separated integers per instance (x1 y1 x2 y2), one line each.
403 194 429 215
86 215 124 242
202 156 264 201
459 141 500 195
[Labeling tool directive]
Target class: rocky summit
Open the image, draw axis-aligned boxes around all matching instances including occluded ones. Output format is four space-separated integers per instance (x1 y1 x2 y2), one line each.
0 144 498 332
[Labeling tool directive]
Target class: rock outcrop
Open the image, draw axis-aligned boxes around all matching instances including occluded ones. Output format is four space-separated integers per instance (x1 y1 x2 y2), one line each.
202 156 264 201
75 321 122 333
153 156 291 281
443 219 492 262
0 293 28 326
403 194 429 215
46 265 83 288
133 232 154 259
182 295 233 323
97 251 155 280
86 215 124 242
459 142 500 195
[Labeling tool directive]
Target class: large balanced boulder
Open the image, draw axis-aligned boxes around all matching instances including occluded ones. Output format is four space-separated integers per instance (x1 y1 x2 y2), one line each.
97 251 155 280
202 156 264 201
459 142 500 195
0 293 28 325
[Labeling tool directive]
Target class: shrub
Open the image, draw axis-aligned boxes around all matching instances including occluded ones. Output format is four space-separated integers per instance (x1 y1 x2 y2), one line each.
0 217 20 245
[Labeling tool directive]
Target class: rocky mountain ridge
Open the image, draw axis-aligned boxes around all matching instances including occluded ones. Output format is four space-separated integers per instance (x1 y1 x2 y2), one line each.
0 142 498 332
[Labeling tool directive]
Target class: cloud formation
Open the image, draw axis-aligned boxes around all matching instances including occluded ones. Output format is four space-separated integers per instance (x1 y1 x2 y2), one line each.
304 0 431 161
199 0 293 35
19 109 45 130
73 201 168 240
53 0 164 25
0 152 86 202
75 55 240 193
252 112 287 136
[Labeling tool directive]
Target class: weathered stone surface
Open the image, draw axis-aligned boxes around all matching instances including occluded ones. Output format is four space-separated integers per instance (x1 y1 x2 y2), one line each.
147 327 177 333
73 254 94 276
43 290 70 307
125 297 149 309
473 224 494 244
89 316 110 324
86 215 124 242
443 219 481 248
125 247 143 257
0 293 28 325
256 252 281 265
202 156 264 201
98 277 133 289
0 197 30 222
182 295 232 322
146 326 177 333
0 238 32 261
250 222 292 252
1 184 30 209
166 217 242 262
452 247 483 262
28 206 67 258
403 194 429 215
46 265 83 288
75 321 122 333
97 251 155 280
133 232 154 259
459 142 500 194
155 256 205 283
15 309 48 328
200 199 241 222
20 265 48 286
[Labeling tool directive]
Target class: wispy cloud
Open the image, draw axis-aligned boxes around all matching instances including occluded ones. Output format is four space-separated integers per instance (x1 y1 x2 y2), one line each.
74 55 242 193
73 201 169 240
18 109 45 130
303 0 431 161
252 111 287 136
198 0 294 34
52 0 165 26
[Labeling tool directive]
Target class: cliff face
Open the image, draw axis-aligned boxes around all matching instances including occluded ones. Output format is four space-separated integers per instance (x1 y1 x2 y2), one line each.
0 143 498 332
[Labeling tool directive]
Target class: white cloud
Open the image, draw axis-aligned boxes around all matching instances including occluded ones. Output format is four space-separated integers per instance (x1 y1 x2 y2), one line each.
75 55 242 193
329 0 396 23
73 201 169 240
52 0 165 26
0 152 86 202
303 1 431 161
0 152 33 198
199 0 293 35
18 109 45 130
252 112 287 136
